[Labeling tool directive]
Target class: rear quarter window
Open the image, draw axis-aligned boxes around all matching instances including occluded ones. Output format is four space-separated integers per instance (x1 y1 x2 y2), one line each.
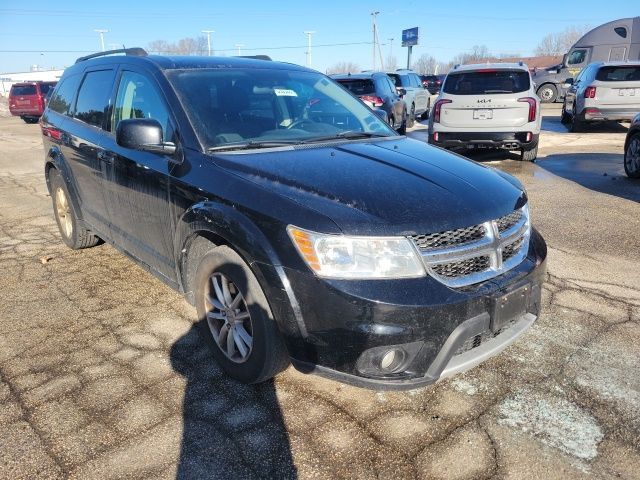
596 66 640 82
443 70 530 95
11 85 36 96
49 74 82 115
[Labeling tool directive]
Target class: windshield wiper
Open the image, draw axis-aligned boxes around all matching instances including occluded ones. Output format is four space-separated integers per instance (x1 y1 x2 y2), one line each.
207 140 299 152
297 131 392 144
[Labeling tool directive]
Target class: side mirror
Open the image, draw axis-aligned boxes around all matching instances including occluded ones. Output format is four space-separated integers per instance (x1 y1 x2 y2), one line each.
116 118 176 155
397 88 407 97
372 108 388 123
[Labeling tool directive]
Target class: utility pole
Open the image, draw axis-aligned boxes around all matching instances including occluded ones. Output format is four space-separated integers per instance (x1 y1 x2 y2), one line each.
235 44 244 56
202 30 215 56
303 31 316 68
94 29 108 52
371 11 379 70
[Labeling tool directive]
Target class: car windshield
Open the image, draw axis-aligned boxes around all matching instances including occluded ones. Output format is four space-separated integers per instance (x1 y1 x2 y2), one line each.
167 68 395 150
443 70 530 95
596 66 640 82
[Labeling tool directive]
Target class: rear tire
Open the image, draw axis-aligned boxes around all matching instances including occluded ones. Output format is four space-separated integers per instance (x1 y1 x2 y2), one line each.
420 99 431 120
521 144 538 162
624 133 640 178
560 104 571 124
49 169 101 249
407 104 415 129
194 245 290 384
537 84 557 103
569 106 583 133
21 116 39 124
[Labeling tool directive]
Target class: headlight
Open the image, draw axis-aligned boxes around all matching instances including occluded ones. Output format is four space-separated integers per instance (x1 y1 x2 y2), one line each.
287 226 426 279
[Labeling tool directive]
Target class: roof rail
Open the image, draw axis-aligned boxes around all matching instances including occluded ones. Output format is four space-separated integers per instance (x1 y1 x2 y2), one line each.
453 64 460 70
75 47 148 64
236 55 272 61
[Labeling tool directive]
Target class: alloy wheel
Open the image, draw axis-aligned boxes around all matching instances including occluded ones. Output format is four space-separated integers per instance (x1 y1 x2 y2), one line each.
625 136 640 177
55 187 73 238
204 272 253 363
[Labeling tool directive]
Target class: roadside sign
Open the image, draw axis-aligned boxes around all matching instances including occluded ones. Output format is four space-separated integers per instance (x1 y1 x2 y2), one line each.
401 27 419 47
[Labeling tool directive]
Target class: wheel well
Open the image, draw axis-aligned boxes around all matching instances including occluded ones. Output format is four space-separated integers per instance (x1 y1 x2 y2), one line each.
180 231 226 303
44 162 56 194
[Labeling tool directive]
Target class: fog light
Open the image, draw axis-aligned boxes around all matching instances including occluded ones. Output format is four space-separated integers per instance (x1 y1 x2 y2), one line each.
380 350 397 370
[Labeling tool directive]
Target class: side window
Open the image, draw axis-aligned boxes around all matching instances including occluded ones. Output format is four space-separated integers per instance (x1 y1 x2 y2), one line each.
74 70 114 128
400 74 411 87
113 71 171 139
386 78 397 94
49 74 82 115
412 74 422 88
567 49 587 66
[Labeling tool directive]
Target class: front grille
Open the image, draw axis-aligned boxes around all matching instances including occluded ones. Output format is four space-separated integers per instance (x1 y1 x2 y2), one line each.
410 206 530 288
412 224 485 250
431 256 490 278
496 210 523 233
502 237 524 262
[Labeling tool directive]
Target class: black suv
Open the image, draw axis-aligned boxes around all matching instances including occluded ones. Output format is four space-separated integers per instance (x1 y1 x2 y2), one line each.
331 72 407 134
41 49 547 389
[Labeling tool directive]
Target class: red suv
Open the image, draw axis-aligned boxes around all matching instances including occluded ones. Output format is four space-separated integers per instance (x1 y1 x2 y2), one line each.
9 81 57 123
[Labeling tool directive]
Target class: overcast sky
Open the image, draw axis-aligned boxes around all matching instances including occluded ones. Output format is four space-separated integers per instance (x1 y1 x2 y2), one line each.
0 0 636 74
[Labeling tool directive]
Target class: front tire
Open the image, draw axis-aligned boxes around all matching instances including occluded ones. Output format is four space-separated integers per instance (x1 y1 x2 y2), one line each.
537 84 557 103
49 169 101 249
397 110 407 135
194 245 289 384
624 133 640 178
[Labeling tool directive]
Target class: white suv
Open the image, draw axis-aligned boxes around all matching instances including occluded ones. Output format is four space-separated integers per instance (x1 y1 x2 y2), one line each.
561 62 640 132
428 63 541 161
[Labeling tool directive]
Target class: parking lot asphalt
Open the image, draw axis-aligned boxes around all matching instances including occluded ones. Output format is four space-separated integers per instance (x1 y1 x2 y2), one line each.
0 104 638 479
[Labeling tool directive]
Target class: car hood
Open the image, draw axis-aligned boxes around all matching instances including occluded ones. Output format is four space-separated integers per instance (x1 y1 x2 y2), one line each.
212 137 526 235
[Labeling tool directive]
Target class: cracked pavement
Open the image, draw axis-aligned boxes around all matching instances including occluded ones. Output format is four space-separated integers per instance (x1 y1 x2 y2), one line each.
0 105 639 479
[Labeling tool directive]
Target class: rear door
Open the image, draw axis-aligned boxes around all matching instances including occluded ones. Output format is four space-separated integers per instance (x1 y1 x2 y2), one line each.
410 73 429 113
61 68 116 236
592 65 640 108
439 69 532 128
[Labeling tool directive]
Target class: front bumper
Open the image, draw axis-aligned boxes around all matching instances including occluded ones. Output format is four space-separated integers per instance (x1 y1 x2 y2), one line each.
428 131 539 151
270 229 547 390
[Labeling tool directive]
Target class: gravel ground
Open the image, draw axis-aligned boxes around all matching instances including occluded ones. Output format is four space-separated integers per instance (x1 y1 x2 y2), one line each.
0 106 638 479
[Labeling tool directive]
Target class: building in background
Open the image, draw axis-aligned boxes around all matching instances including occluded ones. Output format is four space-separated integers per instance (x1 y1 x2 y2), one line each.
0 69 64 97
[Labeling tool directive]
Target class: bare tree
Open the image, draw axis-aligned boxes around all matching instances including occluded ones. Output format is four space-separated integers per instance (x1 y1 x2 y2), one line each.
326 62 360 75
534 25 590 56
385 55 398 72
412 54 437 74
147 36 208 55
451 45 492 66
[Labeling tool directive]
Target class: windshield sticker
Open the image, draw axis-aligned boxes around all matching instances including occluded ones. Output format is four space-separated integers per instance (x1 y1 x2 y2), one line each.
274 88 298 97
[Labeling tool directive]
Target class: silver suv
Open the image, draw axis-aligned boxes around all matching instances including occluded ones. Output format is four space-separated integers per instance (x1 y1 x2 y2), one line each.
387 70 430 127
429 63 541 161
562 61 640 132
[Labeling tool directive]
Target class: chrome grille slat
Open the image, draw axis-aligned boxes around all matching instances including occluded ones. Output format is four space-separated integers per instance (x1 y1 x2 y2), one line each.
410 206 530 288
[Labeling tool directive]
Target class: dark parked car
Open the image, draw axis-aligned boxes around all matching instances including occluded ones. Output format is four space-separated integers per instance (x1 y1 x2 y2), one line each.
41 48 547 389
624 113 640 178
9 80 57 123
331 72 408 134
421 74 444 95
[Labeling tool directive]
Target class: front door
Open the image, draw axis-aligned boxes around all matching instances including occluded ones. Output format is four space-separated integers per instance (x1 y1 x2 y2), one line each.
102 69 177 281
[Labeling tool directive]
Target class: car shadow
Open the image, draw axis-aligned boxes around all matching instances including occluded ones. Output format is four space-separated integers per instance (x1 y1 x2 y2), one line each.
536 152 639 203
170 262 297 479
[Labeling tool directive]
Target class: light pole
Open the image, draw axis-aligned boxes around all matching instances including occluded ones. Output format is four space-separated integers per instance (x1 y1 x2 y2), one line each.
388 37 394 57
94 29 108 52
303 31 316 68
235 44 244 56
371 11 379 70
202 30 215 56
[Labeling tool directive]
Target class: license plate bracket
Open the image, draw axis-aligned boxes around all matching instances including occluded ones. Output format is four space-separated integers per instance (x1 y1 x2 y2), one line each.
490 284 530 332
473 109 493 120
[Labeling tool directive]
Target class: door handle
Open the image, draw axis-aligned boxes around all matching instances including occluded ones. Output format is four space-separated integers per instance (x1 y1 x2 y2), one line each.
98 150 116 163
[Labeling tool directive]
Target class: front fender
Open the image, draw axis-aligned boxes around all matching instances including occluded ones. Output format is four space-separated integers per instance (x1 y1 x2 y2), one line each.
174 202 309 346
